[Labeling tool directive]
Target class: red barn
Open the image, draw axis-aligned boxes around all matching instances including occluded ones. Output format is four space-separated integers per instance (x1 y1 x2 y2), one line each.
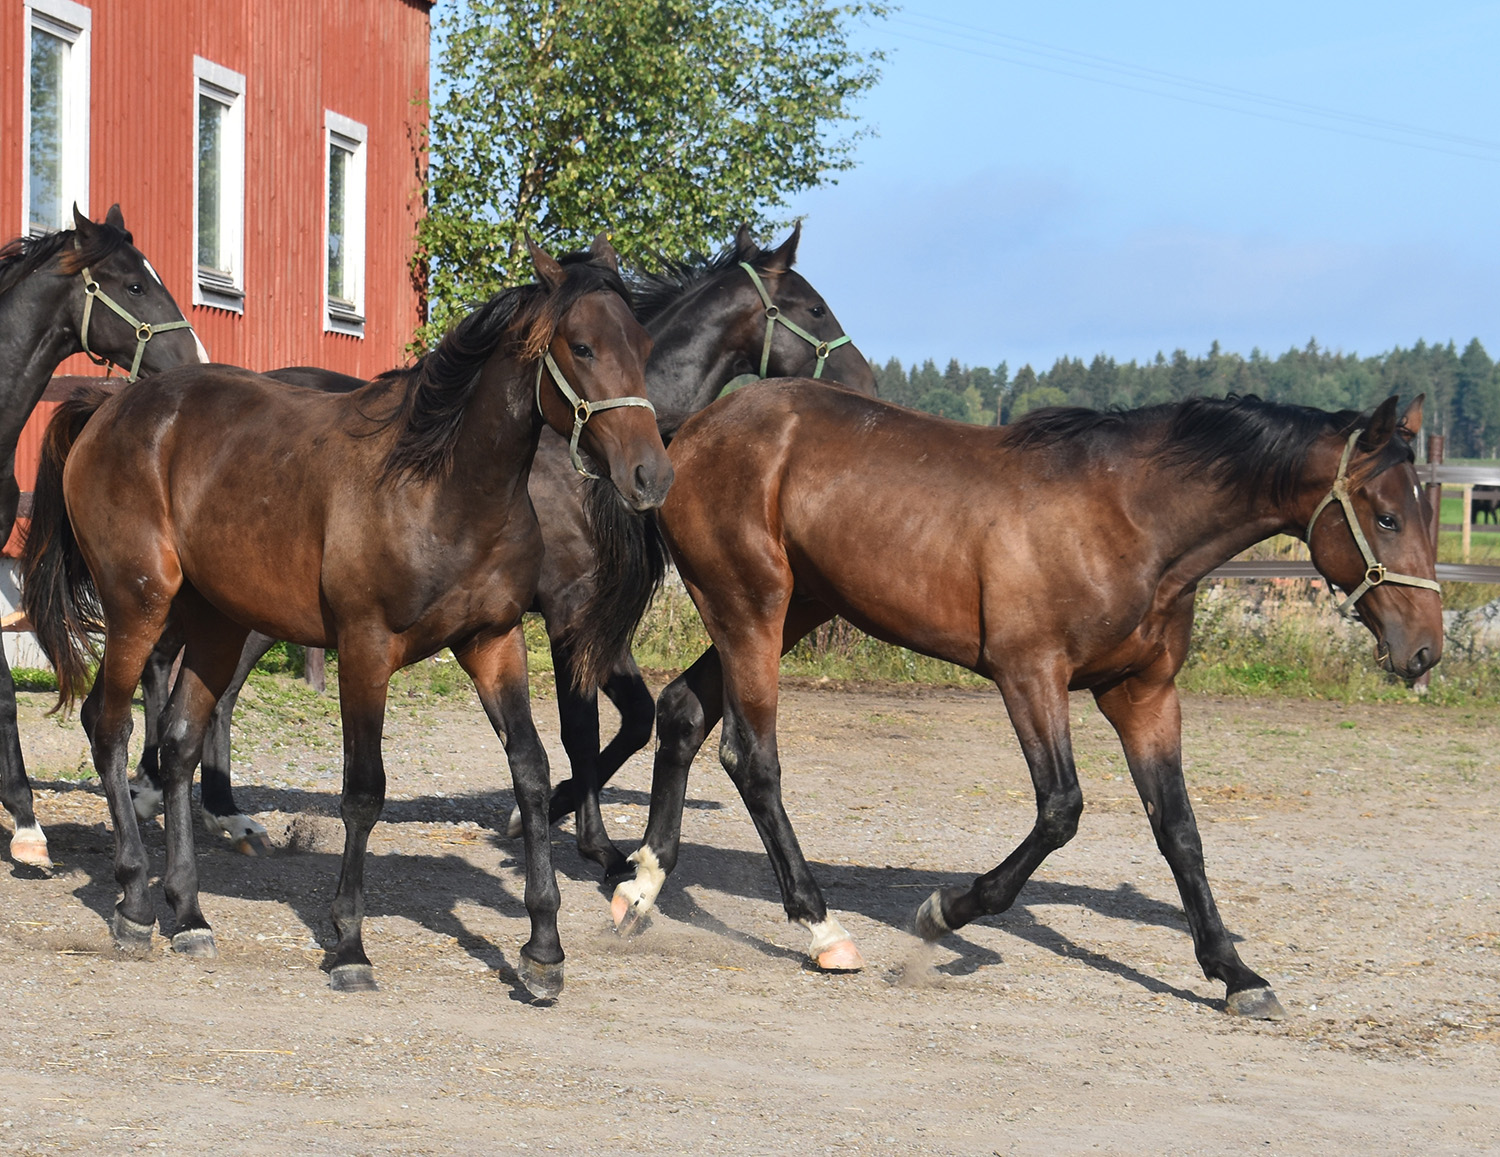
1 0 430 661
2 0 431 496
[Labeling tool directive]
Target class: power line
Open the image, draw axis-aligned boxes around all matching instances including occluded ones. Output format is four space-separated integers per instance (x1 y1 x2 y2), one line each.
885 12 1500 165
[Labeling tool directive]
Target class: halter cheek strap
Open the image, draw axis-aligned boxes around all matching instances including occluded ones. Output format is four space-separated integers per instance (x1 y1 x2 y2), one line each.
1306 428 1441 617
738 262 852 380
535 350 656 479
79 266 196 382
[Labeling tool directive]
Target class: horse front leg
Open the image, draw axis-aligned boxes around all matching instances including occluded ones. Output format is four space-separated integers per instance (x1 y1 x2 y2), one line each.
916 663 1084 944
1093 667 1285 1020
198 631 277 854
326 641 394 993
128 633 179 822
457 626 563 1001
0 476 45 868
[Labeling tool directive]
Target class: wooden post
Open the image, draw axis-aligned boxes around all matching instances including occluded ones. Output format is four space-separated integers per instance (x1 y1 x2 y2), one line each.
304 647 326 693
1415 434 1444 693
1461 484 1474 563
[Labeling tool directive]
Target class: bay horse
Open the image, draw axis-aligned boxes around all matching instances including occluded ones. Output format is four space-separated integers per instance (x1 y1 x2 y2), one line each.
609 387 1441 1020
22 240 671 1000
0 204 201 870
124 225 873 876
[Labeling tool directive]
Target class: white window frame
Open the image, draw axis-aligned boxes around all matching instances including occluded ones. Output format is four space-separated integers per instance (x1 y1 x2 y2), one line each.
21 0 91 236
192 56 246 312
324 110 368 337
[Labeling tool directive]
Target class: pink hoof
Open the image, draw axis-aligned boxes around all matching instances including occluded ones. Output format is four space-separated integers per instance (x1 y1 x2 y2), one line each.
610 892 631 929
231 833 271 857
10 835 52 871
815 938 865 972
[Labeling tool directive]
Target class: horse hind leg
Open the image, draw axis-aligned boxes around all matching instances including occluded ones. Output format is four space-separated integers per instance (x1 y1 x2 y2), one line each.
198 631 277 855
0 647 49 870
128 634 180 822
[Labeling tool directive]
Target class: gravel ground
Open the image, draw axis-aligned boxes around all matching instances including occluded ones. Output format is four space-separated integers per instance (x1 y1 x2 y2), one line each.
1 680 1496 1155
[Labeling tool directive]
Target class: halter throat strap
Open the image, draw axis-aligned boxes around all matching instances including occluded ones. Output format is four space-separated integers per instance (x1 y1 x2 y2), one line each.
79 266 196 381
535 350 656 479
1305 428 1441 617
738 262 851 380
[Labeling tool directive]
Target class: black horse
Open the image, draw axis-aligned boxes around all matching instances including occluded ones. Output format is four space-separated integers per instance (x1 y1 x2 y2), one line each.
123 225 874 876
0 205 201 870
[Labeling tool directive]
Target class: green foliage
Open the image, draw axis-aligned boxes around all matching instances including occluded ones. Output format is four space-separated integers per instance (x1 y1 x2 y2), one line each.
10 667 57 693
418 0 887 344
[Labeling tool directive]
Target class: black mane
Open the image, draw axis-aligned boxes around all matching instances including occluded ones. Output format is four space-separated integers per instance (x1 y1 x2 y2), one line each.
379 254 630 484
629 240 759 326
1006 394 1407 505
0 221 133 299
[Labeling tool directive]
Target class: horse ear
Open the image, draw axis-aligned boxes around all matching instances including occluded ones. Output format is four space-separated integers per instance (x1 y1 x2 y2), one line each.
589 232 620 273
71 203 97 237
526 235 566 290
761 221 802 273
1357 395 1401 453
733 223 758 263
104 204 126 230
1397 394 1425 442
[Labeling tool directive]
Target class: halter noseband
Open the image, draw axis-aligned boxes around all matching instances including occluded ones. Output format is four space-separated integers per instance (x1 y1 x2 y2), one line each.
535 349 656 479
79 266 196 382
738 262 852 380
1305 428 1441 617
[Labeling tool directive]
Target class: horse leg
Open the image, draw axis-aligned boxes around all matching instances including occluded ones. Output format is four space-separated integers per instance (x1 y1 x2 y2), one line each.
326 638 395 993
916 665 1085 945
129 635 180 822
199 631 277 854
1092 668 1285 1020
155 595 250 958
544 635 627 877
457 627 563 1001
0 473 47 869
611 647 724 933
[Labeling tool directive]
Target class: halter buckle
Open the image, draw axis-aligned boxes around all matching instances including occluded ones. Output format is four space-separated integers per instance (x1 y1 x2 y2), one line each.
764 305 780 321
1365 563 1386 586
84 279 99 296
574 399 592 425
136 322 153 341
814 341 831 358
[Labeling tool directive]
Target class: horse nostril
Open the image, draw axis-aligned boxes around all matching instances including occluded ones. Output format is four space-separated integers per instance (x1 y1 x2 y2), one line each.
1410 646 1431 676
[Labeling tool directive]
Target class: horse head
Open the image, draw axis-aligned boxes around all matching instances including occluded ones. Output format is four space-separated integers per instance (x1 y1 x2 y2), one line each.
1305 394 1442 679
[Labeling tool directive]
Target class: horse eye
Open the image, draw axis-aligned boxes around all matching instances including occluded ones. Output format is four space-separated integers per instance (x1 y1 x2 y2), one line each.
570 343 593 359
127 282 146 297
1376 513 1399 532
808 305 826 318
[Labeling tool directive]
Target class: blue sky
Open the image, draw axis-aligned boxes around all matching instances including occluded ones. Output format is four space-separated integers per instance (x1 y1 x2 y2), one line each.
783 1 1500 373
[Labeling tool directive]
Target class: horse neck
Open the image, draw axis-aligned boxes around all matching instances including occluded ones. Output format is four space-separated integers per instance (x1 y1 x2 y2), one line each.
444 352 545 504
0 272 78 449
642 286 749 412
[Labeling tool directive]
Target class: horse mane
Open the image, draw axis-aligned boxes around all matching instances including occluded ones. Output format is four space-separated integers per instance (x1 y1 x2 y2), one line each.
379 252 629 484
1006 394 1411 506
629 237 785 326
0 221 133 299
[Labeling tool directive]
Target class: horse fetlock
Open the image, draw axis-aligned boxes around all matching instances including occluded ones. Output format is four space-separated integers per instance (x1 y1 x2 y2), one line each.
130 779 165 821
914 889 953 942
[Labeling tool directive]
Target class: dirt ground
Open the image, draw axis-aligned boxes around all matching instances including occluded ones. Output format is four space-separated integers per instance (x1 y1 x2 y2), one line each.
1 679 1497 1156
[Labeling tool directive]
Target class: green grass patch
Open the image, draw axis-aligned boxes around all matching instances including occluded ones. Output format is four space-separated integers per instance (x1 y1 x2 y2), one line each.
10 667 57 693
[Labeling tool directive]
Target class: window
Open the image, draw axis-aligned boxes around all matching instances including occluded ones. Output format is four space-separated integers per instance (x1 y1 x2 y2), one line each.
193 56 245 311
23 0 91 236
325 111 367 336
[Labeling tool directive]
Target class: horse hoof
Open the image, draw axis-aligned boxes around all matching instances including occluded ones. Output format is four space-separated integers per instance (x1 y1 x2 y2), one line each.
112 911 155 956
505 806 523 839
914 890 951 942
517 953 564 1002
814 939 865 972
231 833 272 857
1226 986 1287 1021
329 964 379 993
171 929 218 959
9 831 52 872
611 891 652 937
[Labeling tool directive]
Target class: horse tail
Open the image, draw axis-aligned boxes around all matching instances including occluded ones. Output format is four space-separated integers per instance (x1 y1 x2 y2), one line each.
20 388 110 709
564 478 669 693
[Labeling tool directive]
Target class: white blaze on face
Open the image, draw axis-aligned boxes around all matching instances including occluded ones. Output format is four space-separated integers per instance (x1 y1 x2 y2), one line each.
140 257 164 286
192 330 211 364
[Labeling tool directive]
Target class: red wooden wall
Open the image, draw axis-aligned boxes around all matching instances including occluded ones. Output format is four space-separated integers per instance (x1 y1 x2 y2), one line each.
2 0 430 517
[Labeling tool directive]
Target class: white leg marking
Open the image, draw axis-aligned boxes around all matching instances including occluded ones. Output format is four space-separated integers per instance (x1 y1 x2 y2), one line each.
131 781 164 821
613 846 666 917
202 811 269 842
802 916 854 959
505 805 523 839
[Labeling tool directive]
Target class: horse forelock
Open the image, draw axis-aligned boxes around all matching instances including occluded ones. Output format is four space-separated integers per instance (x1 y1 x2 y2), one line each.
0 221 132 298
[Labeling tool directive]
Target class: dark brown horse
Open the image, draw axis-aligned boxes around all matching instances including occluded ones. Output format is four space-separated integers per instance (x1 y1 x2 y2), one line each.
22 241 671 1001
609 386 1441 1020
0 205 201 870
122 225 874 876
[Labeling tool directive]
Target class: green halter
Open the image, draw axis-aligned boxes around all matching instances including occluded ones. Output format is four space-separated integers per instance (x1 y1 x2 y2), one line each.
1306 428 1441 617
738 262 852 380
78 266 196 382
535 349 657 479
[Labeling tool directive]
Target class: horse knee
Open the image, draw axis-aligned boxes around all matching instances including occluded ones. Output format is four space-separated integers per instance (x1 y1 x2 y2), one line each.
656 677 706 755
1035 785 1083 849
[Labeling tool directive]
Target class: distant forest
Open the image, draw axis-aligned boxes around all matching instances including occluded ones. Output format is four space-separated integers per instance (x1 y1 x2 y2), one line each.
871 337 1500 459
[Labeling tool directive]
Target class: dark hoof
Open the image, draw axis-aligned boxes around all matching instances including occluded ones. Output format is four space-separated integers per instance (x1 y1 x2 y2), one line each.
914 890 951 943
517 952 564 1002
329 963 379 993
592 848 631 881
171 929 218 959
1226 985 1287 1021
112 911 155 956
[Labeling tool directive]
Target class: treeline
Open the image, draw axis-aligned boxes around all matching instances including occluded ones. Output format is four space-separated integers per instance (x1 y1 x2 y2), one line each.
872 337 1500 459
